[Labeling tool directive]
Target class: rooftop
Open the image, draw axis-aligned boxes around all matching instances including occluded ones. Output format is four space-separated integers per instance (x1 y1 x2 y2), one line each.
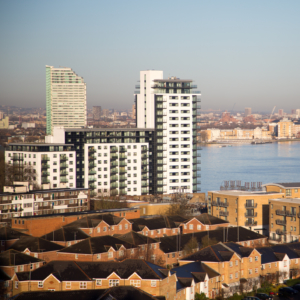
269 198 300 204
209 190 283 196
263 182 300 188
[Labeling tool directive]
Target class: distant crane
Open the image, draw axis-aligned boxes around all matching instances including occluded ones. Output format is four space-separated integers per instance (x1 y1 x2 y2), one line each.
268 106 276 128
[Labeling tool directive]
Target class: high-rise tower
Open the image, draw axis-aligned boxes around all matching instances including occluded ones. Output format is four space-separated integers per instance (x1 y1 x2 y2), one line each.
135 70 201 194
46 66 87 135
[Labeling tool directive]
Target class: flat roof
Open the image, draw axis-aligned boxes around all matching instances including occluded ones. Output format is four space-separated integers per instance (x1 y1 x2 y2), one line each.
12 207 138 219
64 128 155 132
153 79 192 83
0 187 89 196
262 183 300 188
209 190 283 196
269 198 300 204
7 143 73 146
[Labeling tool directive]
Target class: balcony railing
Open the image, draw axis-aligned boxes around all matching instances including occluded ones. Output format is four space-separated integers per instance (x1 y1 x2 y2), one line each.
88 148 96 154
268 236 281 242
276 229 287 235
276 210 296 217
41 172 50 177
245 221 257 226
60 163 68 169
119 147 127 153
119 175 126 181
276 219 286 225
244 212 257 218
60 178 68 183
41 164 50 169
211 201 229 207
88 155 96 161
110 168 118 174
60 156 68 162
110 147 118 153
219 211 229 217
88 177 96 183
60 171 68 176
88 170 96 175
41 156 50 162
244 203 257 208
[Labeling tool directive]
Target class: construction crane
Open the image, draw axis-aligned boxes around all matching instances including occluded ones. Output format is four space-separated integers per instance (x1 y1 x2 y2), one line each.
267 106 276 128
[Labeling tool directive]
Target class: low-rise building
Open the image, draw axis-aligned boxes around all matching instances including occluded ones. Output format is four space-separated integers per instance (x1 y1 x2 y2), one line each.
0 227 29 252
263 182 300 198
208 190 284 235
11 259 177 298
269 197 300 243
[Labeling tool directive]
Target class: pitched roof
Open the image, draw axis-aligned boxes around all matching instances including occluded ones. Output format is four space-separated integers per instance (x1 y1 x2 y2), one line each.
256 247 284 264
11 286 163 300
129 216 179 231
41 227 89 242
58 236 134 254
9 236 64 253
0 249 43 266
190 213 229 225
76 259 167 280
158 227 266 254
117 231 157 246
0 226 28 241
16 261 90 282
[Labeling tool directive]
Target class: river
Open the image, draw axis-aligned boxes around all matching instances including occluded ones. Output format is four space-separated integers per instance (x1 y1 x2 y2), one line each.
199 141 300 194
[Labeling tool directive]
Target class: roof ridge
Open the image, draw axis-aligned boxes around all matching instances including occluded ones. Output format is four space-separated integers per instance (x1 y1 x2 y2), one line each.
141 260 161 279
88 237 93 254
209 245 221 262
62 227 65 242
73 261 92 280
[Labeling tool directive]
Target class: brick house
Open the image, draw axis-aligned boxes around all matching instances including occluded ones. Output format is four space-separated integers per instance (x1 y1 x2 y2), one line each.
0 227 29 252
11 259 177 299
40 227 89 247
8 236 64 262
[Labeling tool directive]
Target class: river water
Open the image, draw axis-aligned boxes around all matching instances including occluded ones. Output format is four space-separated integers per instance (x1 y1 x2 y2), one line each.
199 141 300 194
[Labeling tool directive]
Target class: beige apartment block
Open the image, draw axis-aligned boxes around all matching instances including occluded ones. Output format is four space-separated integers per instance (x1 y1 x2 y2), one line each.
269 198 300 243
208 190 284 235
277 118 293 138
263 182 300 198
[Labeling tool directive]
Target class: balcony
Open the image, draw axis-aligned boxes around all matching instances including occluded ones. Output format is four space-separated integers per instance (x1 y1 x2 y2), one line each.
88 177 96 183
60 178 68 183
268 236 281 242
119 175 126 181
111 190 118 196
119 183 126 188
141 147 148 153
141 181 148 187
142 175 149 180
110 147 118 153
110 154 118 160
88 148 96 154
211 201 229 207
111 183 118 189
60 155 68 162
110 161 118 167
119 189 127 195
89 184 96 189
119 162 127 167
276 219 286 225
41 156 50 162
110 168 118 174
142 167 148 173
119 147 127 153
12 155 23 161
60 171 68 176
88 169 96 175
245 221 257 226
219 211 229 217
88 155 96 161
244 203 258 208
88 163 96 168
41 171 50 177
276 210 296 217
119 168 126 174
60 163 68 169
42 179 50 184
119 154 127 160
276 229 286 235
244 212 257 218
110 175 118 182
41 164 50 170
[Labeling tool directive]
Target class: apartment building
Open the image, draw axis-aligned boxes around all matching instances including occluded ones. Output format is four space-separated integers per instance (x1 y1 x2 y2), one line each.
5 143 76 189
0 183 89 225
207 190 284 235
11 260 177 298
11 207 140 237
277 118 293 138
46 65 87 135
263 182 300 198
269 198 300 243
135 70 201 194
46 127 152 197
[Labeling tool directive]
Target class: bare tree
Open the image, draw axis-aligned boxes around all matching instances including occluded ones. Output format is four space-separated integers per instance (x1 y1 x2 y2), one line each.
183 236 199 255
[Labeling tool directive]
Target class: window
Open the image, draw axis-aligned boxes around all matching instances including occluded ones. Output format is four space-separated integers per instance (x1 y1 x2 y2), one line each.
108 252 113 258
38 281 43 288
151 280 156 287
229 274 233 279
230 261 233 267
255 268 258 273
109 279 119 287
66 282 71 289
80 282 87 289
249 257 252 263
255 256 258 261
275 262 277 267
189 224 193 230
119 225 122 230
235 260 238 266
249 269 252 275
96 279 102 286
130 280 141 287
235 272 238 278
15 281 19 289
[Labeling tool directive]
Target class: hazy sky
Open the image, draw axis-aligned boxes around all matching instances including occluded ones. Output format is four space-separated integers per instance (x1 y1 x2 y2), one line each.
0 0 299 112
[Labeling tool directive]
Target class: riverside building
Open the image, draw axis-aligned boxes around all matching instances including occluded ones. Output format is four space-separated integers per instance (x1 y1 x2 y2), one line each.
46 65 87 135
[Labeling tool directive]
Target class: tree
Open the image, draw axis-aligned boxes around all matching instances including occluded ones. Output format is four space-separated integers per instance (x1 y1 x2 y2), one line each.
183 236 199 255
200 235 218 249
200 131 208 143
195 292 208 300
4 161 39 189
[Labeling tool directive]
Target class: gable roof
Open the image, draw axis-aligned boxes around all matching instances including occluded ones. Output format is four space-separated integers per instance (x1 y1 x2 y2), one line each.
190 213 229 225
41 227 89 242
129 216 179 231
9 236 64 253
58 236 134 254
117 231 157 246
0 249 43 266
0 226 28 241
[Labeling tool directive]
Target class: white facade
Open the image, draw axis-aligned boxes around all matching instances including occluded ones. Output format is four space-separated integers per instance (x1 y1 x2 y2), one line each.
135 70 201 194
46 65 87 135
5 144 76 189
84 143 149 196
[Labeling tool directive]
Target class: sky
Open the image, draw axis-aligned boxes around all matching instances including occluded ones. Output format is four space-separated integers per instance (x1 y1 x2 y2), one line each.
0 0 299 112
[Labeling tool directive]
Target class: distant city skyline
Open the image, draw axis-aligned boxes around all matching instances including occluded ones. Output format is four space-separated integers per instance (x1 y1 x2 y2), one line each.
0 1 299 111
